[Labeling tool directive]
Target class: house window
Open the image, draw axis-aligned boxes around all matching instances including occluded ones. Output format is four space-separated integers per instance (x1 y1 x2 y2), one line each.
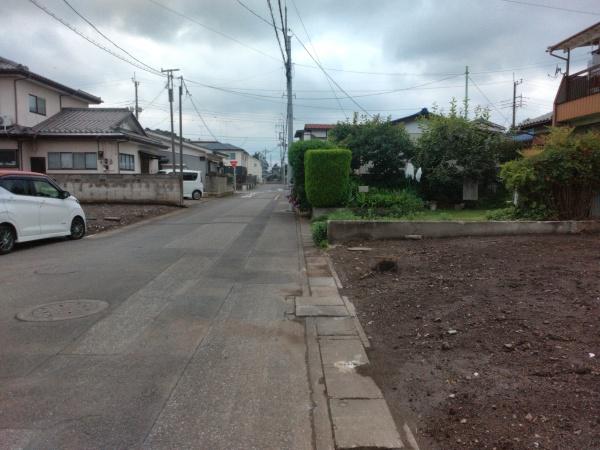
0 150 17 168
119 153 135 171
48 152 97 170
229 152 236 159
28 94 46 115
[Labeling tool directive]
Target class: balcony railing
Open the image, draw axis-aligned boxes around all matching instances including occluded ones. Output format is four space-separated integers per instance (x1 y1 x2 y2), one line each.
556 63 600 105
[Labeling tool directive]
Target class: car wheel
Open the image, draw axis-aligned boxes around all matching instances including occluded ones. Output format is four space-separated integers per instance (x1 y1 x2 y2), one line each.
0 225 16 255
192 190 202 200
70 217 86 240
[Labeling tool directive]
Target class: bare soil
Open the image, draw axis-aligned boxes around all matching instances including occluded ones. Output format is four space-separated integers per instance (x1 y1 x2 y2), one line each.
329 235 600 450
82 203 179 235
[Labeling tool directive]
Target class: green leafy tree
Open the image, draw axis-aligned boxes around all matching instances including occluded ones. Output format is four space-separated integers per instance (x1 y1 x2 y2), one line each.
500 127 600 219
329 114 415 187
415 100 506 203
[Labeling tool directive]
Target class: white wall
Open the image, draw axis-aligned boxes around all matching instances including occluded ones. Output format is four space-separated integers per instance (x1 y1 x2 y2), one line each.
0 75 91 128
247 156 263 183
223 150 249 167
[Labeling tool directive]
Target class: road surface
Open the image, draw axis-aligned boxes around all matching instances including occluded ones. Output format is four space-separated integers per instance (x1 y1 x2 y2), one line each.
0 185 313 449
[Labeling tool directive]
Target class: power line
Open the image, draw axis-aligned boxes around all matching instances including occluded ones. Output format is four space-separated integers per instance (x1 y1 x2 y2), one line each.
468 76 510 124
27 0 166 77
266 0 287 64
293 33 372 117
61 0 162 75
183 79 218 141
236 0 274 26
290 0 347 119
146 0 281 63
498 0 600 16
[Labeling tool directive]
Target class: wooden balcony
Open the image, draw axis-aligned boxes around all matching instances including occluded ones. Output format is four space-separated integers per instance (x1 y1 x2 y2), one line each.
554 64 600 124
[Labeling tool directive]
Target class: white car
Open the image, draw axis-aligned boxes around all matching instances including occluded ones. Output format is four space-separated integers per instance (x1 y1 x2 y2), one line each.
0 170 86 255
158 169 204 200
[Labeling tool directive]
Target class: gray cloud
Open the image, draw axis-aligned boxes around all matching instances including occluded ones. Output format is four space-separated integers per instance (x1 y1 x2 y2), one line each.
1 0 598 153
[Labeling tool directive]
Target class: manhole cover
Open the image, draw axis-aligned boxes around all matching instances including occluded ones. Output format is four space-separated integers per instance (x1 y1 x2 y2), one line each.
16 300 109 322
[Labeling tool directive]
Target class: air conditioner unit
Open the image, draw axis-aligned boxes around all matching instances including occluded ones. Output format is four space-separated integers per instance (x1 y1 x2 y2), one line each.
0 115 14 130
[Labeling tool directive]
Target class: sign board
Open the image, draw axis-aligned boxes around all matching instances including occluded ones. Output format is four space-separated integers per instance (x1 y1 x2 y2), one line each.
230 160 238 168
358 185 369 193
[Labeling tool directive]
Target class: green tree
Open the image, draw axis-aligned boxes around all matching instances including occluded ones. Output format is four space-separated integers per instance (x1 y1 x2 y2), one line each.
500 127 600 219
415 101 506 203
329 114 415 187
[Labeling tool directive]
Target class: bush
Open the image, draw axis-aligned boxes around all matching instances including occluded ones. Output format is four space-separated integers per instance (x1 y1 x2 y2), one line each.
500 127 600 219
305 148 352 207
350 188 424 215
289 140 337 209
311 221 328 247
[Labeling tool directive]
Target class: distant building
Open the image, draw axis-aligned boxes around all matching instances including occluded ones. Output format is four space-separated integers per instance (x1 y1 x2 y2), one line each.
247 156 263 183
294 123 335 141
514 112 553 152
390 108 431 140
193 141 250 168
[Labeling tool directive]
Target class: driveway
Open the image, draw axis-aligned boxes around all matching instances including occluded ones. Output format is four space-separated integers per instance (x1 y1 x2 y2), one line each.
0 185 312 449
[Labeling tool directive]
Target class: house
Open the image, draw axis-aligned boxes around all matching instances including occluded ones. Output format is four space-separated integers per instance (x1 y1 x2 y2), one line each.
390 108 430 140
294 124 335 141
247 155 263 184
472 117 506 134
514 112 553 156
145 129 224 177
548 21 600 130
0 56 166 174
193 141 249 168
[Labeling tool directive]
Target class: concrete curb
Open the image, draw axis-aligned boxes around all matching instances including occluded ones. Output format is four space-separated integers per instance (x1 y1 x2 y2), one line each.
328 219 600 243
296 217 411 450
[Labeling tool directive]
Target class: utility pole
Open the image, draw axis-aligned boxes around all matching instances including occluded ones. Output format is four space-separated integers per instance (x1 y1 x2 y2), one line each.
512 76 523 130
464 65 469 119
160 68 180 178
132 73 141 119
178 76 184 206
284 5 293 187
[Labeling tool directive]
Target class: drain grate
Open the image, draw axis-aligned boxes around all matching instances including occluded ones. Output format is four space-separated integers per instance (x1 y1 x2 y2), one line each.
16 300 109 322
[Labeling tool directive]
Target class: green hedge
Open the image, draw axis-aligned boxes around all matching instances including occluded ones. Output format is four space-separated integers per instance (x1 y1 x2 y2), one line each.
289 140 336 209
305 148 352 207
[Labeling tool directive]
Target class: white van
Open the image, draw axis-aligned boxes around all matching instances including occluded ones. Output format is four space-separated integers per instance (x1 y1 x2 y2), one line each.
158 169 204 200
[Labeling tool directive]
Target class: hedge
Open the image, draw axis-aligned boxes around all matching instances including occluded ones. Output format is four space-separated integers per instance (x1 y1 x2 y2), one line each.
288 140 336 209
305 148 352 207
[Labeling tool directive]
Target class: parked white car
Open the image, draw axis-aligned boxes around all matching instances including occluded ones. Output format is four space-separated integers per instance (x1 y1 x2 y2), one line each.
158 169 204 200
0 170 86 254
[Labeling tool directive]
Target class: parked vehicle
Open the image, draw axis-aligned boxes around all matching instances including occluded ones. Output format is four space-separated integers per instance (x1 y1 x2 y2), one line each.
0 171 86 254
158 169 204 200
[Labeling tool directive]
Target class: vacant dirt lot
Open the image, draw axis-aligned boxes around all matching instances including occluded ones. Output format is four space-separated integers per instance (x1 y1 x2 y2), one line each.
330 235 600 450
83 203 180 235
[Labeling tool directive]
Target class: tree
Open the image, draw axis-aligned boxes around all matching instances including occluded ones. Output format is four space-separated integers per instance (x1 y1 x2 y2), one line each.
415 100 506 203
329 114 415 187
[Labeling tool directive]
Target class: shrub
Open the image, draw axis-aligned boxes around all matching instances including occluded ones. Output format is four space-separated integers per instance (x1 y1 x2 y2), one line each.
311 221 328 247
500 127 600 220
289 140 337 209
305 148 352 207
351 188 424 214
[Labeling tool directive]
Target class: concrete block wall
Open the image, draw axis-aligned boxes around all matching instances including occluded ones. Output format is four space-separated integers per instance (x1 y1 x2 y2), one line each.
52 174 180 205
328 220 600 243
205 175 233 197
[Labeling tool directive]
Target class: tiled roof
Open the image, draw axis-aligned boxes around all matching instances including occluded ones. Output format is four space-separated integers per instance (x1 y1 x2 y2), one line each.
519 112 553 128
304 124 335 130
192 141 248 154
31 108 131 134
391 108 430 125
0 56 102 104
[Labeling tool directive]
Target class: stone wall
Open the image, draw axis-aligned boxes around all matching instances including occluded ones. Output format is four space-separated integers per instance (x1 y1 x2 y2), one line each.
52 174 180 205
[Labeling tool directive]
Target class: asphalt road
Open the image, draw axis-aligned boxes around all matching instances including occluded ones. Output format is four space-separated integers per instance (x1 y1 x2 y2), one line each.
0 185 313 449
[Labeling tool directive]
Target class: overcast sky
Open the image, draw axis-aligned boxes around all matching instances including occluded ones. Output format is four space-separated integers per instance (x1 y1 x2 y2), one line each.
2 0 599 162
